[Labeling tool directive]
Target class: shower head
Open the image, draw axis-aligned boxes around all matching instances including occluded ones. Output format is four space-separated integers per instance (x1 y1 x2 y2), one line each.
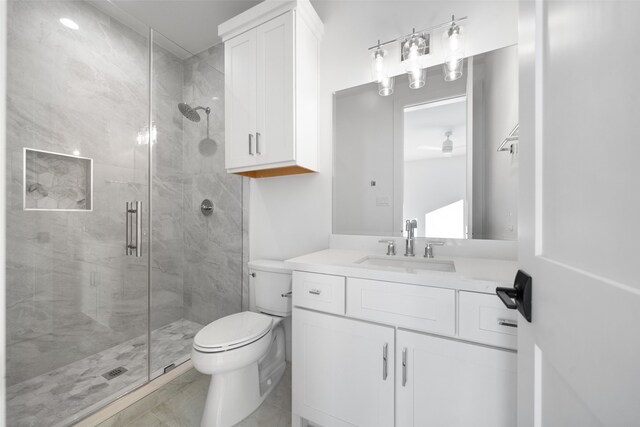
178 103 210 123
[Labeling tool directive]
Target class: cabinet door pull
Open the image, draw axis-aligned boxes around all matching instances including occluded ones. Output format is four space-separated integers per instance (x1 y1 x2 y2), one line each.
256 132 261 154
382 343 388 380
248 133 254 155
498 318 518 328
402 347 407 386
308 289 321 295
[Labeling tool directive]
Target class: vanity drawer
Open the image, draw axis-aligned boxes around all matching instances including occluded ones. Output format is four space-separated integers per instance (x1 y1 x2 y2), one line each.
346 278 456 336
293 271 346 315
458 291 518 350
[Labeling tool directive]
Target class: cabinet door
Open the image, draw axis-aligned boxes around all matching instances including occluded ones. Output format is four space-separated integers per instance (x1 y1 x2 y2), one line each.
225 28 257 169
293 308 394 427
397 330 516 427
256 11 295 165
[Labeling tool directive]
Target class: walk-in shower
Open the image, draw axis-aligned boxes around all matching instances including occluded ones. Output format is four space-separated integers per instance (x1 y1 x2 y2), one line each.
5 1 243 425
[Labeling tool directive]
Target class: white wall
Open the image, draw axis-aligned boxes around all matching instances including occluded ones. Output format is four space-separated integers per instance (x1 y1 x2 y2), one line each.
404 156 466 237
249 0 518 261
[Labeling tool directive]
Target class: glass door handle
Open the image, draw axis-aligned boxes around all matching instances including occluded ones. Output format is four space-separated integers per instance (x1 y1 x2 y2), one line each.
126 201 142 257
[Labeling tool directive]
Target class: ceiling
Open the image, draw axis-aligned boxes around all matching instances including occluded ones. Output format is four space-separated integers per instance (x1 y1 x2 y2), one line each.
404 97 467 162
109 0 260 54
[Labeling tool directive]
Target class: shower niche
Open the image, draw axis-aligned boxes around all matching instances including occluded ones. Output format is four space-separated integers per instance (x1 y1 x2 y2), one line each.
23 148 93 211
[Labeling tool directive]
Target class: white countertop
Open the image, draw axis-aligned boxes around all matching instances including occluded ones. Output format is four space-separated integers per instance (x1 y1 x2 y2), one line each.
285 249 519 294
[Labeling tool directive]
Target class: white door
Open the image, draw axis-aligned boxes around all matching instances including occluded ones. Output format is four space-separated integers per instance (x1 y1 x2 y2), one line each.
256 11 294 165
225 28 257 169
518 1 640 425
396 330 516 427
292 308 394 427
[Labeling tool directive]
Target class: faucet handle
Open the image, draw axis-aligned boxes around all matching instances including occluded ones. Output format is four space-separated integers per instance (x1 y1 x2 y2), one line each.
378 239 396 256
424 241 445 258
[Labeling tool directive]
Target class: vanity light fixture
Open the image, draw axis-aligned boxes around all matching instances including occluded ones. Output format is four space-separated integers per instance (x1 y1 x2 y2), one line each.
368 15 468 96
442 15 465 82
371 41 394 96
442 131 454 155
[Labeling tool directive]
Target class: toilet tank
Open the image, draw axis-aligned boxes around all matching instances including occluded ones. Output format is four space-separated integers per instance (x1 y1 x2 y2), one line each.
249 260 292 317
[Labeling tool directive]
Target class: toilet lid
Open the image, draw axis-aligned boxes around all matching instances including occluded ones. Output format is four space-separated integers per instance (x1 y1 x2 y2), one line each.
194 311 273 352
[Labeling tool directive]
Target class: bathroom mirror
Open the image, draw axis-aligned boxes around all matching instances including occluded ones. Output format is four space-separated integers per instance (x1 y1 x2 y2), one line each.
333 44 518 240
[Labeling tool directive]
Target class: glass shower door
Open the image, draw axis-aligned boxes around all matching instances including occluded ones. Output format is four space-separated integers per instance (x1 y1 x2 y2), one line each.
5 1 151 425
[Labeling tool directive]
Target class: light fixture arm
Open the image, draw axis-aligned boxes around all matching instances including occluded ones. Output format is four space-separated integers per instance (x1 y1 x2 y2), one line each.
367 16 468 51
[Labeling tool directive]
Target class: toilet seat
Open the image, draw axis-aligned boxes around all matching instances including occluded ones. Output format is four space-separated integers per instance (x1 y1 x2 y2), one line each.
193 311 273 353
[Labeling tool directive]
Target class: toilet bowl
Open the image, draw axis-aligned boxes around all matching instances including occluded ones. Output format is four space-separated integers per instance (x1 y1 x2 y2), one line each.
192 260 291 427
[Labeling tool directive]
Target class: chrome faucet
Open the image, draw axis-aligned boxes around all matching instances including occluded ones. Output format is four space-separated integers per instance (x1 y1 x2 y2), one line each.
404 219 417 257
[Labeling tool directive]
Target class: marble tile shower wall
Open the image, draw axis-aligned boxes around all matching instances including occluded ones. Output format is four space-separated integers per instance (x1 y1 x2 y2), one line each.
5 0 244 388
181 45 244 326
151 42 186 331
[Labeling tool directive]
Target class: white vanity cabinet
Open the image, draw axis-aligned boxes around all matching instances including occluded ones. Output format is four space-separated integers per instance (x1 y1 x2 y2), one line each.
396 330 516 427
292 271 517 427
292 308 395 427
219 0 323 178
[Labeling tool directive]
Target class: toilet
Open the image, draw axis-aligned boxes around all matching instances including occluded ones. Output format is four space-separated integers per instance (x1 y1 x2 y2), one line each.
191 260 291 427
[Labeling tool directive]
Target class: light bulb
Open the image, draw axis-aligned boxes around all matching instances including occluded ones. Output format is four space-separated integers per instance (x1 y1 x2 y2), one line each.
408 45 418 61
371 47 389 84
375 55 384 82
449 32 459 51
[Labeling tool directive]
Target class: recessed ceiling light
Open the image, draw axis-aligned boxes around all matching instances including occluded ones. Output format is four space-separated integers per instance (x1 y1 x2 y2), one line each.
59 18 79 30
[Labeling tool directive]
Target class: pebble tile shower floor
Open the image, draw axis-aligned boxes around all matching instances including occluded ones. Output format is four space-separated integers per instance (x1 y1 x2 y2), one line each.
6 319 203 427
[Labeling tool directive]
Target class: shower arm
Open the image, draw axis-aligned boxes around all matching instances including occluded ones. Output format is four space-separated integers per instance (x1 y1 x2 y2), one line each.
194 106 211 115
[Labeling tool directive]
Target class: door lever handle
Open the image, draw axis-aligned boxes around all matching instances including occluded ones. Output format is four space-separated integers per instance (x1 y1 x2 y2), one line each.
496 287 518 309
496 270 532 322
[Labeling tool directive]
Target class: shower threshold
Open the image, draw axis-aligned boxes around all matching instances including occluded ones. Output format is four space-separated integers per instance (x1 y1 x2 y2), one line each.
6 318 203 427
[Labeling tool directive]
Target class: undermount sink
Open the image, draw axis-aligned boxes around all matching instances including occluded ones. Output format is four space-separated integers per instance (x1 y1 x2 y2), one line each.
355 256 456 273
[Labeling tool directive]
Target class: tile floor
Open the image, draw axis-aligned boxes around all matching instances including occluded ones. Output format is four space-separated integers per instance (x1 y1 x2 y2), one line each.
7 319 203 427
100 363 292 427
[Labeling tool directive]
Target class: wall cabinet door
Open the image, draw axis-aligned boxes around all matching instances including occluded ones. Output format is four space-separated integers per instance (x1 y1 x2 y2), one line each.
256 11 295 165
224 28 257 169
396 330 516 427
293 308 395 427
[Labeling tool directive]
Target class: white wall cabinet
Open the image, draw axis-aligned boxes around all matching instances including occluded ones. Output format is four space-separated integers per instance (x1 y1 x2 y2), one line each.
292 308 395 427
219 0 323 178
396 330 516 427
292 271 517 427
